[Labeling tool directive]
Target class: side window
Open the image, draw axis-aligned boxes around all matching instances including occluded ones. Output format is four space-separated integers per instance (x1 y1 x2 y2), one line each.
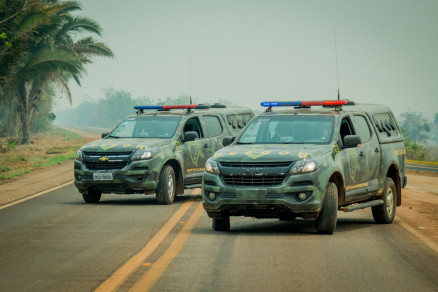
227 114 253 134
352 115 371 142
204 115 223 137
339 116 355 144
183 117 204 138
372 113 401 142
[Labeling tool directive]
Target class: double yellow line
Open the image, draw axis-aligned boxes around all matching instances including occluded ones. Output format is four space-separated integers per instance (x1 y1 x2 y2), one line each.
96 189 204 292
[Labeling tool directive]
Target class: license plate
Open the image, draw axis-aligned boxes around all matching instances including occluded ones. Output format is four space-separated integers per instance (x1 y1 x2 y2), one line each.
93 172 113 181
236 189 267 200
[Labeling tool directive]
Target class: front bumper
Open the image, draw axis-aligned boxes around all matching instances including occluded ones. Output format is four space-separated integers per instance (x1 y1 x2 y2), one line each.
74 159 160 194
202 171 326 219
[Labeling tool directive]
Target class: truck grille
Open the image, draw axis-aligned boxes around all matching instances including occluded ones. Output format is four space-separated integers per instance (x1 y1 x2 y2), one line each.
220 161 292 168
219 161 292 186
222 174 286 186
83 151 132 170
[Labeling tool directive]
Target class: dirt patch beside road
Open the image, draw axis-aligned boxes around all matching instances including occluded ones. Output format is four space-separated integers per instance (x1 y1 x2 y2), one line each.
397 171 438 252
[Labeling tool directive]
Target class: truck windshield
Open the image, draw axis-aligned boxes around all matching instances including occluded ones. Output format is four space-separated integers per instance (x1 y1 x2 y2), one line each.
109 116 181 138
238 115 334 144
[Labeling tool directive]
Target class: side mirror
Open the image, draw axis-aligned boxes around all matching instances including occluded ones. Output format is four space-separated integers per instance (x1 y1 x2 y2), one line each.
343 135 361 148
101 132 109 138
184 131 199 142
222 136 235 147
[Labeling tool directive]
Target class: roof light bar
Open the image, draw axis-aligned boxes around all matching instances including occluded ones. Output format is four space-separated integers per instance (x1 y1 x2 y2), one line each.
261 100 348 107
134 104 197 110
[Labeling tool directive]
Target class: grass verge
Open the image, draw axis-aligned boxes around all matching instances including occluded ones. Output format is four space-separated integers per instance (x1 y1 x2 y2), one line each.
0 126 94 183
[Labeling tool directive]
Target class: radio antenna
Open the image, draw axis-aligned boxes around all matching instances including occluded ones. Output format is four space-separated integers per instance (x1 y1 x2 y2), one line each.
333 31 340 100
189 54 192 105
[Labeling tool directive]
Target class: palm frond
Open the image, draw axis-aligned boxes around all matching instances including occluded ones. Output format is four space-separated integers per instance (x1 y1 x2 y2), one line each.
72 36 115 58
55 16 103 41
50 74 73 105
16 48 84 83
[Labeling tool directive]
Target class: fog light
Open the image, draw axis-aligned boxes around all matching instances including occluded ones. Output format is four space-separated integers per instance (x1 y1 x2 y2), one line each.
298 192 307 201
208 192 216 200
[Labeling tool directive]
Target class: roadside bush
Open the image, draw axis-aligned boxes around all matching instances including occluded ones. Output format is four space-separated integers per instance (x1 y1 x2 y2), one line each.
0 138 19 153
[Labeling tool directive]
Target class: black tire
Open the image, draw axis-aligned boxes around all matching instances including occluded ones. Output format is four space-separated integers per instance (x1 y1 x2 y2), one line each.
315 182 338 234
212 217 230 231
372 177 396 224
82 189 101 203
156 165 176 205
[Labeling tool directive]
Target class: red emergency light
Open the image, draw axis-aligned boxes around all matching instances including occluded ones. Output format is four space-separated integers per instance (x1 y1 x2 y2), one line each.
261 100 349 107
134 104 197 110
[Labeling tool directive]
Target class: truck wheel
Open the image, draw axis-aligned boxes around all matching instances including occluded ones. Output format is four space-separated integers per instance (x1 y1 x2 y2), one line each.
315 182 338 234
372 177 396 224
156 165 176 205
82 190 101 203
212 217 230 231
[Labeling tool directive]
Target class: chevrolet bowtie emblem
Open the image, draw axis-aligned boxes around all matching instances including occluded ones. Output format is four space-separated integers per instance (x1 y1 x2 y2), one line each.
99 157 109 162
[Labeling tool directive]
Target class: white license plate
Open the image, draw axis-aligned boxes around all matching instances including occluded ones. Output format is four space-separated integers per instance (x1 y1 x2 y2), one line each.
93 172 113 181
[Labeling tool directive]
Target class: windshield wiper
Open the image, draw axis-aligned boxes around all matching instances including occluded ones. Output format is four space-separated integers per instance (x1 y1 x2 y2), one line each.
108 135 121 138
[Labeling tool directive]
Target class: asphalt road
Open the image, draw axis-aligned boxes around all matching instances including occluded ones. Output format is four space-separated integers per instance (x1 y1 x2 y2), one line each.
0 183 437 292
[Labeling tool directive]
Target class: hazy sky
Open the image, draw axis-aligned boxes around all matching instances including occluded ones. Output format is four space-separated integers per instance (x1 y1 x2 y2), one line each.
55 0 438 118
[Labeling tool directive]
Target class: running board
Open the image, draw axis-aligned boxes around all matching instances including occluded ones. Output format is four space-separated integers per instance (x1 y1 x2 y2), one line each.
341 200 384 212
184 184 202 189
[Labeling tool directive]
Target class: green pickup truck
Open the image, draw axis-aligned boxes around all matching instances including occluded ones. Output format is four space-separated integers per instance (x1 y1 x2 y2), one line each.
74 104 253 204
202 100 407 234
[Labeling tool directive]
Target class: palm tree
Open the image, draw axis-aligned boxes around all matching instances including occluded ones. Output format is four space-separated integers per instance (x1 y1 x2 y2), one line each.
3 0 113 144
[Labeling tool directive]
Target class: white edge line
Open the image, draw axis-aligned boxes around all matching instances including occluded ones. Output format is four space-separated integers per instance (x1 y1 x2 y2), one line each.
398 219 438 253
0 180 74 211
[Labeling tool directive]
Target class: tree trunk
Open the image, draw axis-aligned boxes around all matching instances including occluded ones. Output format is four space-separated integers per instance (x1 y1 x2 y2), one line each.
17 82 37 145
7 96 20 137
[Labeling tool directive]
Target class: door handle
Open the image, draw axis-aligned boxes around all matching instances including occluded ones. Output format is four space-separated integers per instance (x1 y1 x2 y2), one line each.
359 151 364 157
203 143 208 148
375 147 379 152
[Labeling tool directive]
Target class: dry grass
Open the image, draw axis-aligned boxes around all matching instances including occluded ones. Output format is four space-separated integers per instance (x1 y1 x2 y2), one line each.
0 126 93 183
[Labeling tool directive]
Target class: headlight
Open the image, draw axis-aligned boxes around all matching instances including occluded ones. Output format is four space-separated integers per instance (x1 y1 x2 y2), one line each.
131 149 158 161
75 150 83 161
205 159 220 174
290 159 320 174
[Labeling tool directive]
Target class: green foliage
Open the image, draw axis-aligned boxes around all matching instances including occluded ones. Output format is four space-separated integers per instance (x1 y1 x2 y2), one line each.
0 0 113 144
399 110 432 143
402 129 429 161
0 138 19 152
34 153 75 168
0 169 32 180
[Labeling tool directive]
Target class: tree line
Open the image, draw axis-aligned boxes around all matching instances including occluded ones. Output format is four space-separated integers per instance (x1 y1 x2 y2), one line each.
55 88 195 129
0 0 113 144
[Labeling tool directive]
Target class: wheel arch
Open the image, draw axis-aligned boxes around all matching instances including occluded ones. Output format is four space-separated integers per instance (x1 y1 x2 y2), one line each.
163 159 184 195
387 164 401 206
329 171 345 205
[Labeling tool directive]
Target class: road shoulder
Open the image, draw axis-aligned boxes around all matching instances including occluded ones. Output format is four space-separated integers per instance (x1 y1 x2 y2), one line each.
0 161 74 206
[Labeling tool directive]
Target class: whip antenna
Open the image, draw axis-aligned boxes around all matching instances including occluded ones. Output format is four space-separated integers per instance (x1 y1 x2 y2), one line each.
333 31 340 100
189 55 192 105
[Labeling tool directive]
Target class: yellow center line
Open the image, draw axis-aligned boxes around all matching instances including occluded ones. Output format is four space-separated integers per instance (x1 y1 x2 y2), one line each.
129 202 205 292
95 189 200 292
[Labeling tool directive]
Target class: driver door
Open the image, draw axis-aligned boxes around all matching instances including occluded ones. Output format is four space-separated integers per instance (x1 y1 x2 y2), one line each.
181 116 210 185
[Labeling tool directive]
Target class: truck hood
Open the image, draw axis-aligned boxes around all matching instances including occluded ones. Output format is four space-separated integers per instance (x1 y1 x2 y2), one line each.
79 138 172 152
213 143 332 162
